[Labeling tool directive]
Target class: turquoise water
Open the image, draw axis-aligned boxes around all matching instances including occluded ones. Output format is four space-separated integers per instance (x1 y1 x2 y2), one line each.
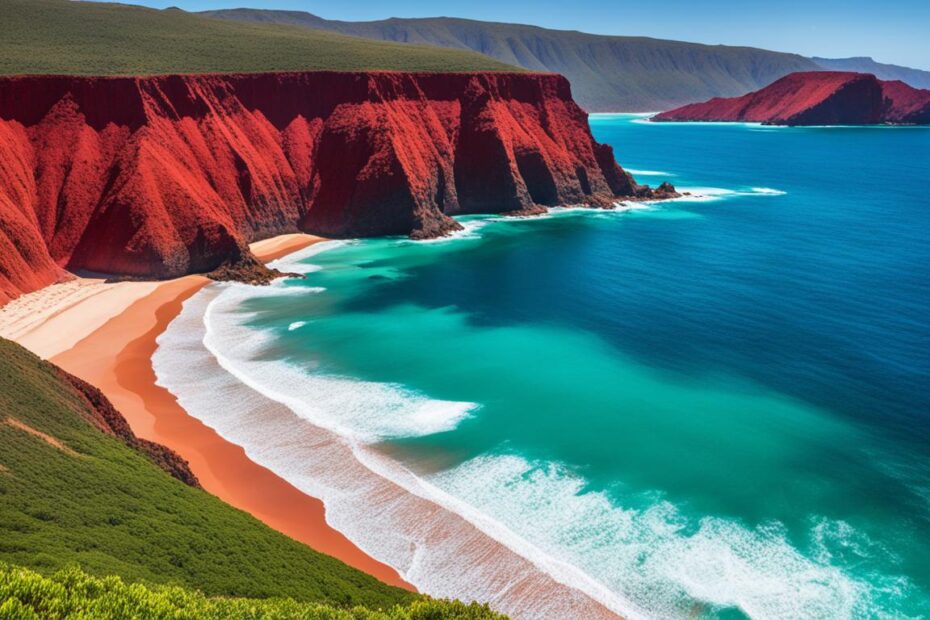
170 116 930 618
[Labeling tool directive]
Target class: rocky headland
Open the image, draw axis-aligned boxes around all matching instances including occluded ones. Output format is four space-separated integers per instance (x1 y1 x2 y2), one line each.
653 71 930 126
0 71 673 304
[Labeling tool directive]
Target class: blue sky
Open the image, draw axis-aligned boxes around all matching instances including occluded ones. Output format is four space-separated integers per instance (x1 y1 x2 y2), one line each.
128 0 930 70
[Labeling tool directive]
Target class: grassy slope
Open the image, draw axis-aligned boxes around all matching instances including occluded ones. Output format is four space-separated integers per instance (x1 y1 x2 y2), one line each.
0 338 414 608
202 9 820 111
0 0 517 76
0 564 505 619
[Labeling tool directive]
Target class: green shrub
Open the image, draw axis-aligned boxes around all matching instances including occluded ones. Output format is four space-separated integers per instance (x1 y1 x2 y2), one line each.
0 338 411 607
0 564 506 620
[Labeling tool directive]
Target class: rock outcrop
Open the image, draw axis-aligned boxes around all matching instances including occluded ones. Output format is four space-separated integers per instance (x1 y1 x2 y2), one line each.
0 71 665 304
653 71 930 125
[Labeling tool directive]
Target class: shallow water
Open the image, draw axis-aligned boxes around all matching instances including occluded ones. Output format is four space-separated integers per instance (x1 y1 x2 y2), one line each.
156 115 930 619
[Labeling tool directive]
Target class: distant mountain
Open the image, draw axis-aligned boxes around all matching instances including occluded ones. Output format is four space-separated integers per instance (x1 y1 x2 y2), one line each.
201 9 821 111
812 57 930 89
653 72 930 125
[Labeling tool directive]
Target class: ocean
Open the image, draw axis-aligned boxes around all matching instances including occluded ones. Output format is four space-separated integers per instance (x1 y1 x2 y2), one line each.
154 115 930 619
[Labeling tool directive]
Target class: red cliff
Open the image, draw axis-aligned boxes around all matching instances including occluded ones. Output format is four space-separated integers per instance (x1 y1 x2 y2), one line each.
653 71 930 125
0 71 662 304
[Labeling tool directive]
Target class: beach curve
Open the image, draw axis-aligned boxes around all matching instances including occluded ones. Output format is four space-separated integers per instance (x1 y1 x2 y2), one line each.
3 231 626 618
22 234 415 590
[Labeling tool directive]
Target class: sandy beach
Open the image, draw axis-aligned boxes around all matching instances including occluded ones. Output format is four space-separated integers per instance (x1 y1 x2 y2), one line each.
0 232 625 618
0 233 412 591
250 233 327 263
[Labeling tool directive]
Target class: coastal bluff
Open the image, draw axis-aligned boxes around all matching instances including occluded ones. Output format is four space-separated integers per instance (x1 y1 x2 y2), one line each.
0 71 667 304
653 71 930 125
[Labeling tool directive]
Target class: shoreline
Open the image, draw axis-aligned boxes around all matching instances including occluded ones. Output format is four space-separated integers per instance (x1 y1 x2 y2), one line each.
2 233 413 591
0 230 624 617
156 282 626 620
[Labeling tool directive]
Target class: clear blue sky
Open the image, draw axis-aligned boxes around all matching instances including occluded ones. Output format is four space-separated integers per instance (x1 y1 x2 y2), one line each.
127 0 930 70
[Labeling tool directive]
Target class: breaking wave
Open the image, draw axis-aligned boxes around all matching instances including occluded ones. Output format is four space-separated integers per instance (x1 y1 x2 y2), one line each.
153 273 892 619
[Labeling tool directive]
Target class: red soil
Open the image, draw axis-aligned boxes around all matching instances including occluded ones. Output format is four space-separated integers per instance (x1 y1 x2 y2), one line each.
0 71 645 304
653 71 930 125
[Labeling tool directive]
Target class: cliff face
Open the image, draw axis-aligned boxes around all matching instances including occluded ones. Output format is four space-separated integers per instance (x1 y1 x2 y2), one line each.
653 72 930 125
881 79 930 124
0 71 654 304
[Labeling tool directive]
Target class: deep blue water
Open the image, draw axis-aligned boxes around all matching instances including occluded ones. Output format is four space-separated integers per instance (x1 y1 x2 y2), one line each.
169 115 930 618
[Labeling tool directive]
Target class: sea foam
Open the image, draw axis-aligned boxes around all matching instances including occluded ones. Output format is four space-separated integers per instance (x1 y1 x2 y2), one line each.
201 284 476 442
267 239 349 274
626 168 676 177
152 278 890 620
427 455 887 619
665 186 787 203
154 286 638 620
411 218 490 243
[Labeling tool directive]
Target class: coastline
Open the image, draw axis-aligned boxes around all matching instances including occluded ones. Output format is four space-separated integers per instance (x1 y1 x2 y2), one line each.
1 233 413 591
0 230 625 618
153 237 630 620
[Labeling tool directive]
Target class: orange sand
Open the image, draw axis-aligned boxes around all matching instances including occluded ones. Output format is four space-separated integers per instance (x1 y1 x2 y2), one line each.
17 233 622 617
250 233 326 262
50 239 413 591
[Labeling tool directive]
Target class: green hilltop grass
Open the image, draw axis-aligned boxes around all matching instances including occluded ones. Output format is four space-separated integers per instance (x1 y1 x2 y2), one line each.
0 0 519 76
0 563 506 619
0 337 504 617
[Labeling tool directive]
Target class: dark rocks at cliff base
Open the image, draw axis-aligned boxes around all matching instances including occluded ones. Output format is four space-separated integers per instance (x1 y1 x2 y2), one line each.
654 182 679 197
631 181 680 200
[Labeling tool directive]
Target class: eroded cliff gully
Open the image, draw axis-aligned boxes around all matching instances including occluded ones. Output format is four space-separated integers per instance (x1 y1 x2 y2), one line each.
0 72 670 304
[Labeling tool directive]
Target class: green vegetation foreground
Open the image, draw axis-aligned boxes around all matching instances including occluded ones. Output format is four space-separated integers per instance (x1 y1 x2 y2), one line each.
0 564 505 620
0 338 406 605
0 338 504 618
0 0 517 76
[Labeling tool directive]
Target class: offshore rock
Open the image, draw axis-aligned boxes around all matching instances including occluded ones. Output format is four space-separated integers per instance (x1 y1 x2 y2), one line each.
653 72 930 125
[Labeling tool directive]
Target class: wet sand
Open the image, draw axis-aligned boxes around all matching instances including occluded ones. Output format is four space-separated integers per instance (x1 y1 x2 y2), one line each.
43 236 413 591
3 232 623 616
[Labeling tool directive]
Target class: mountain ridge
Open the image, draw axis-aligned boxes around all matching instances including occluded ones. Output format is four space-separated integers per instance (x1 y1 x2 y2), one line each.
200 9 820 111
202 8 930 111
813 56 930 89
